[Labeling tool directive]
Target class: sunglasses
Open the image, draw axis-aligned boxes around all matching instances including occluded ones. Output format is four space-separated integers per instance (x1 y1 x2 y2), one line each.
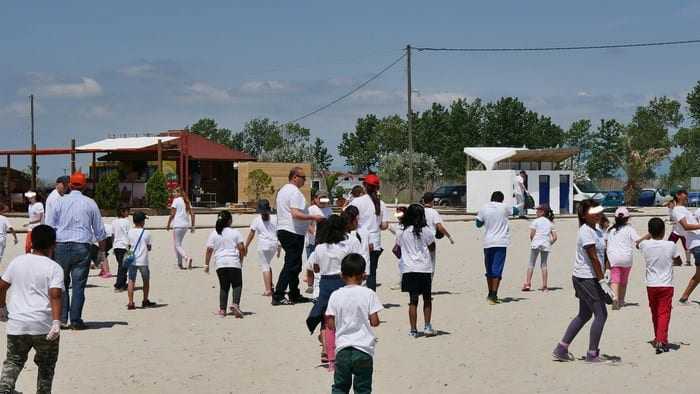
295 174 307 180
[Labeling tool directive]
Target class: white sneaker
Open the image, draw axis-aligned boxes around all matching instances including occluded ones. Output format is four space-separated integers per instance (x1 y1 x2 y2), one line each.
424 324 436 337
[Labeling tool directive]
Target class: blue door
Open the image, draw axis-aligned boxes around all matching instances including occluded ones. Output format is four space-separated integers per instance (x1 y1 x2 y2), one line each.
559 175 570 214
539 175 550 206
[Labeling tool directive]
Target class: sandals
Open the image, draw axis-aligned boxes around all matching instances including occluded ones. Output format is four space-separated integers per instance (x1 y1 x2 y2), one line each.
521 284 531 292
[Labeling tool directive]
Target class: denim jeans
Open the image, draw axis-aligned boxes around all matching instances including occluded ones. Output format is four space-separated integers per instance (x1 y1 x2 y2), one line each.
274 230 305 301
54 242 91 324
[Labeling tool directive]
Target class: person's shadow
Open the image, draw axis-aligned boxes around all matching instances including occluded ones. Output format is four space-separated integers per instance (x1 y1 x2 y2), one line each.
500 297 527 303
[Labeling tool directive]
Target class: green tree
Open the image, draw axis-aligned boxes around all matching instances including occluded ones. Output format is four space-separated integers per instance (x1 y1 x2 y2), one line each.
563 119 593 181
246 169 275 202
311 137 333 174
322 172 340 195
338 115 382 172
586 119 624 180
190 118 239 149
378 151 441 197
668 82 700 186
94 171 120 212
481 97 564 148
146 171 169 209
239 118 283 158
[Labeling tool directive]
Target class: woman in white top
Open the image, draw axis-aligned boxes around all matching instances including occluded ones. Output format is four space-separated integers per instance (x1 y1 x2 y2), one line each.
167 187 196 269
23 191 44 254
244 199 280 296
606 207 641 310
553 200 614 363
205 210 246 318
522 204 557 292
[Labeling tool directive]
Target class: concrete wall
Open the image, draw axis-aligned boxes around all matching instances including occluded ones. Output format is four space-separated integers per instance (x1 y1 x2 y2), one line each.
237 162 312 206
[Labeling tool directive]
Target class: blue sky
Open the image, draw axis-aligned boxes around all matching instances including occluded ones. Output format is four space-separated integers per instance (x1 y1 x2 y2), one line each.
2 1 700 179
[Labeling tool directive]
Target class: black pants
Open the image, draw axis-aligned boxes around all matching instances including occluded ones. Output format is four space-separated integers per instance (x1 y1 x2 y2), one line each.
113 248 127 290
216 267 242 310
366 249 383 291
274 230 305 300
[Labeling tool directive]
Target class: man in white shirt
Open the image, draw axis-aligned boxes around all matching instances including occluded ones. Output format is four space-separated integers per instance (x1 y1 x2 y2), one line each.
44 176 69 227
476 191 511 304
44 172 107 330
0 224 63 394
273 167 323 306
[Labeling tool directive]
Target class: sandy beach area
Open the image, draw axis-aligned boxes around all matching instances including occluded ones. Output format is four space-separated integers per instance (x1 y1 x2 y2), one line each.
1 211 699 393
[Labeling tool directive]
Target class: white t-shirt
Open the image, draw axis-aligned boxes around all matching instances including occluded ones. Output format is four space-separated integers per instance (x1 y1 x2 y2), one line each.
476 202 511 248
0 216 11 244
127 228 152 266
606 225 641 267
111 218 131 250
397 226 436 274
675 205 700 250
307 236 363 275
1 254 64 335
205 228 244 269
529 217 554 251
276 184 308 235
640 239 678 287
27 202 44 230
250 215 278 251
672 205 692 238
349 195 389 250
516 175 527 194
349 229 371 275
424 207 443 236
572 225 606 279
326 285 383 357
306 205 332 245
170 197 191 228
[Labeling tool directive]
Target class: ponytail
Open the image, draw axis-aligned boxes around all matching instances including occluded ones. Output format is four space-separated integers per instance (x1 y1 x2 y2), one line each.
545 208 555 223
215 210 232 234
366 184 381 216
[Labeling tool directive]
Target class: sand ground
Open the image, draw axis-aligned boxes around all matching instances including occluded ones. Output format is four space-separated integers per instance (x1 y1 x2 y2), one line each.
1 212 699 393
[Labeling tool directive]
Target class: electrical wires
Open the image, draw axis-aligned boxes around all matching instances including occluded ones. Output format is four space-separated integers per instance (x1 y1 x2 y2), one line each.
413 39 700 52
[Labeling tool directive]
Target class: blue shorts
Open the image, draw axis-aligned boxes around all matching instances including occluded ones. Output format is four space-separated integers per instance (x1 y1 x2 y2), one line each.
128 265 150 282
484 247 507 279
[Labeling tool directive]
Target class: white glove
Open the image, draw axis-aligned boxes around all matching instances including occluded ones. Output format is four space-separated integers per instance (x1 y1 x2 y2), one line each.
46 320 61 341
0 306 7 322
599 279 615 301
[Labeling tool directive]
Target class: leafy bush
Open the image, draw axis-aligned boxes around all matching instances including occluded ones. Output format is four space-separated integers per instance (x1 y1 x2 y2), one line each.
246 169 275 202
146 170 169 209
94 171 120 212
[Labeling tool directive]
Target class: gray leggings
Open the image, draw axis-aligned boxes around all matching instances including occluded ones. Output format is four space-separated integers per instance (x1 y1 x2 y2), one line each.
561 297 608 352
528 248 549 268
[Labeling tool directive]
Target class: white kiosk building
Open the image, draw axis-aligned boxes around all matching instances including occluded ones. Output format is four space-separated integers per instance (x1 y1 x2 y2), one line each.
465 147 578 215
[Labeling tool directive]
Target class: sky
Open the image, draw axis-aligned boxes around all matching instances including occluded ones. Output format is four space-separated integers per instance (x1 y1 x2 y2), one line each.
1 1 700 180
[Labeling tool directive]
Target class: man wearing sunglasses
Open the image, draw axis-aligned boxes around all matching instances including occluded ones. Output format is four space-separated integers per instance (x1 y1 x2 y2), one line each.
273 167 324 305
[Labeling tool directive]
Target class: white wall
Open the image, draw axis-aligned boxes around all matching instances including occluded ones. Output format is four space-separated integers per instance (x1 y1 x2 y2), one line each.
524 170 574 215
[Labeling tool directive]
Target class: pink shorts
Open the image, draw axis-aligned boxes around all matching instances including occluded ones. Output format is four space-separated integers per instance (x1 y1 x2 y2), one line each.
610 266 632 285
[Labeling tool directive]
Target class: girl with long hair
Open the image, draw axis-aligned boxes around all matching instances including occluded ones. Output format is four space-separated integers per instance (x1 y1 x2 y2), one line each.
245 199 280 296
523 204 557 292
606 207 641 309
205 210 246 318
167 187 196 269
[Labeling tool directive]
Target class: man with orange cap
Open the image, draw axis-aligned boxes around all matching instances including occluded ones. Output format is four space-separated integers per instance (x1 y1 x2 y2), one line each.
45 172 107 330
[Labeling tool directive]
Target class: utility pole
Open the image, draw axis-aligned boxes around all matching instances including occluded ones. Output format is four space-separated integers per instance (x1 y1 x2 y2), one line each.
406 44 414 202
30 94 37 191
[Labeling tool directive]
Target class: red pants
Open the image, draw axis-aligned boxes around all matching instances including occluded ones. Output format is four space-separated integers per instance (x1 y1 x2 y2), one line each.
647 286 673 344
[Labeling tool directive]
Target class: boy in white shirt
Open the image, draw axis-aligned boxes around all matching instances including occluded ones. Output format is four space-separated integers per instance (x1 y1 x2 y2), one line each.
126 211 155 310
476 191 511 304
112 206 132 292
326 253 382 394
0 224 63 394
0 215 18 263
639 218 682 353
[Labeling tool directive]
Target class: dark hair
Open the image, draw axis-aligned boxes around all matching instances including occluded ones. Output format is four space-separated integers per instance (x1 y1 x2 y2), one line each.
491 191 504 202
365 183 381 216
342 205 359 230
577 199 600 226
261 213 270 222
118 205 130 217
544 207 555 222
402 203 427 237
648 217 665 238
318 214 348 245
351 185 364 198
341 253 366 277
30 224 56 250
610 215 629 232
215 210 232 234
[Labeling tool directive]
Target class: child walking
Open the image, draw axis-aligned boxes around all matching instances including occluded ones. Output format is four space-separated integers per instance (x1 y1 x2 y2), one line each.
205 211 246 318
126 211 155 310
523 204 557 291
639 218 682 354
245 199 279 296
397 204 437 337
326 253 382 394
112 206 131 292
0 213 18 263
606 207 641 310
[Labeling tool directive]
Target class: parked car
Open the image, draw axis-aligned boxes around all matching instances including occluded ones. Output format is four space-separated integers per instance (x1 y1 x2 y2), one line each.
573 182 605 212
601 191 624 208
432 185 466 207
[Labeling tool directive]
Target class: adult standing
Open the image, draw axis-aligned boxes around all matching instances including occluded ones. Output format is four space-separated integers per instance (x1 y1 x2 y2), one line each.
552 200 613 363
23 191 44 254
672 190 700 304
349 174 389 291
515 170 528 218
273 167 323 305
166 187 196 270
475 191 511 304
44 172 106 330
44 176 70 225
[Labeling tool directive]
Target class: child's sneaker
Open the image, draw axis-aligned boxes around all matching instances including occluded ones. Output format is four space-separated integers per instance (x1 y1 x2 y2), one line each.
142 300 156 308
487 297 501 305
552 344 574 362
424 324 436 337
127 303 136 310
678 298 690 306
408 330 419 338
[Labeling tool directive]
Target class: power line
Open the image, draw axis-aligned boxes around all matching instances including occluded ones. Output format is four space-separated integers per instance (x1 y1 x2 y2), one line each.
285 53 407 124
414 39 700 52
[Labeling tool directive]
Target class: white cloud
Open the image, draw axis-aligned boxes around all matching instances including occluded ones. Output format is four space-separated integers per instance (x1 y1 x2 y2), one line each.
239 80 291 95
183 82 235 103
120 64 157 78
30 77 103 98
577 91 591 97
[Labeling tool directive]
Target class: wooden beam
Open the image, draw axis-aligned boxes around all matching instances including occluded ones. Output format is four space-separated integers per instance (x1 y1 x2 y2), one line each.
157 139 163 171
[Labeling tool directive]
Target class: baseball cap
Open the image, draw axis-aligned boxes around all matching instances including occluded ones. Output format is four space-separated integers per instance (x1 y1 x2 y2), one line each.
364 173 380 187
318 193 330 204
132 211 148 223
70 172 87 187
615 206 630 218
56 176 70 184
589 205 604 215
24 191 36 199
256 199 272 214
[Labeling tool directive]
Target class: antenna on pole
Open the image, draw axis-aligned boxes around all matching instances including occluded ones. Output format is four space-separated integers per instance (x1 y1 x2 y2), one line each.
406 44 414 203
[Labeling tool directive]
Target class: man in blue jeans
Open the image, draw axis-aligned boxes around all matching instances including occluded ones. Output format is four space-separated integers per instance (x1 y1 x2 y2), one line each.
45 172 107 330
476 191 511 305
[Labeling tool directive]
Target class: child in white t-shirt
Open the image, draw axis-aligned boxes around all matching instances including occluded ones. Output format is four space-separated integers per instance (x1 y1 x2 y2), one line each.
112 206 131 291
305 193 333 296
206 210 246 318
523 204 557 292
639 218 682 353
126 212 154 310
244 199 279 296
326 253 382 393
606 207 641 310
0 215 18 263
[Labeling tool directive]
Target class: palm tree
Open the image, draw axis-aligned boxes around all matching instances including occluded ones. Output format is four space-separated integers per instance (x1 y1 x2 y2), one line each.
614 135 669 206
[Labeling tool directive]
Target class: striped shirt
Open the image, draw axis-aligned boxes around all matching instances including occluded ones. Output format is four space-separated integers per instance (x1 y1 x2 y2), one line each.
45 190 107 244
